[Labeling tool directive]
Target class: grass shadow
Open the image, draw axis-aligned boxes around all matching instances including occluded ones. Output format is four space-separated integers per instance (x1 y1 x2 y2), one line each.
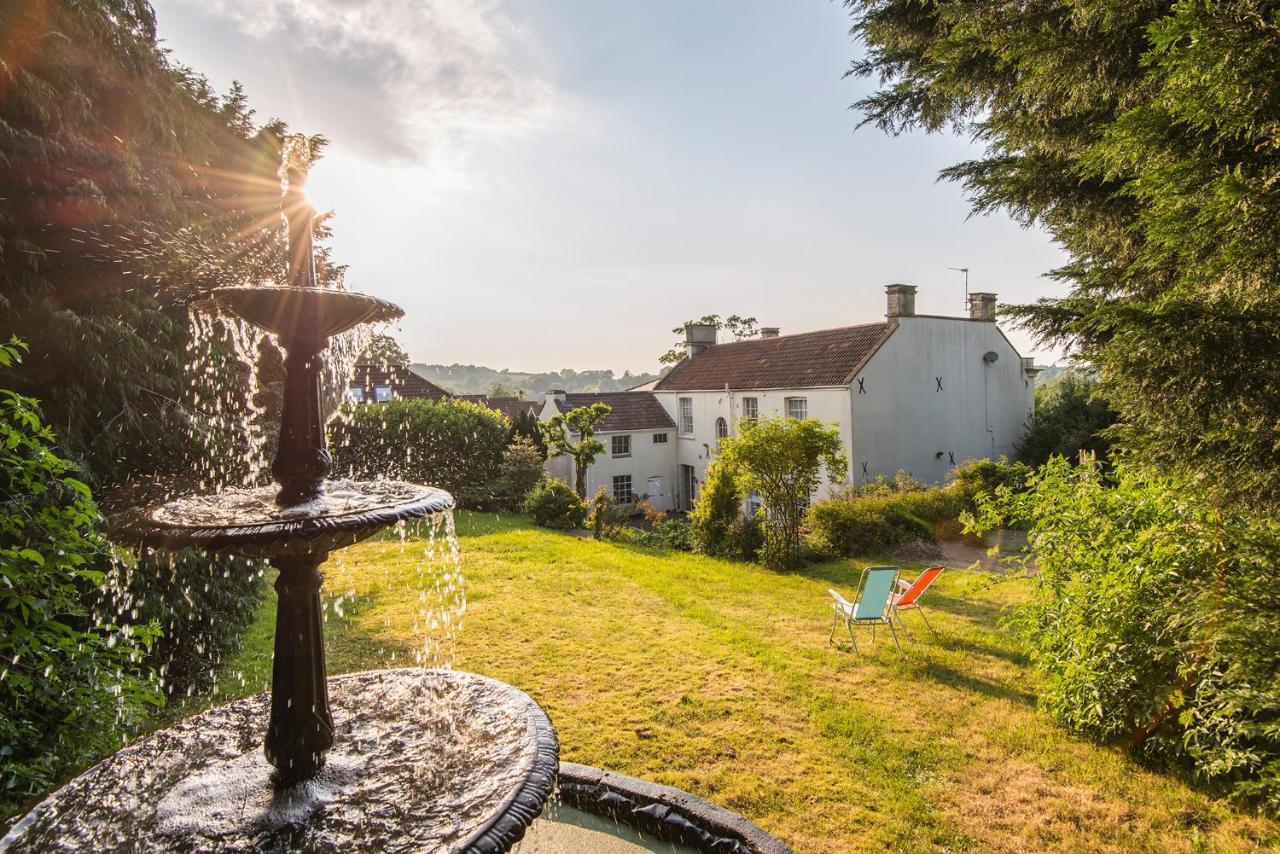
915 660 1037 706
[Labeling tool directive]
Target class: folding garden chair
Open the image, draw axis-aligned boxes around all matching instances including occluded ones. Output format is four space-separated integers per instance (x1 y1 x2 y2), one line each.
891 566 944 639
828 565 902 655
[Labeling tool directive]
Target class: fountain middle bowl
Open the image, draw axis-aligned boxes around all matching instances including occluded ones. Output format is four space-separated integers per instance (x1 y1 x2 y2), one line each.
122 479 453 558
199 286 404 340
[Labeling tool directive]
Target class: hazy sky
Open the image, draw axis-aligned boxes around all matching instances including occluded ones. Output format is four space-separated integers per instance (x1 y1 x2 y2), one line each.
153 0 1067 373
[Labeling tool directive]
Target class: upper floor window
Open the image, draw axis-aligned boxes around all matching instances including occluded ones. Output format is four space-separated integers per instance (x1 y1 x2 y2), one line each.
346 385 364 405
652 432 668 444
715 417 729 446
611 434 631 458
679 397 694 434
375 385 394 403
741 396 758 423
785 397 807 420
612 474 634 503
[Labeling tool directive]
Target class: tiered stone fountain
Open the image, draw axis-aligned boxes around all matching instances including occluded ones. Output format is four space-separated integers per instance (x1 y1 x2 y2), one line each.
0 142 557 852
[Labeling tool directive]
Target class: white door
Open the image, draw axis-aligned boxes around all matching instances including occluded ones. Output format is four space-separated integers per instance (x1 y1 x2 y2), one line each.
645 476 669 512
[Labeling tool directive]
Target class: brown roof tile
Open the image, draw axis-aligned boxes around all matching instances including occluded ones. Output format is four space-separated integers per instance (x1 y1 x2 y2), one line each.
349 365 452 403
653 322 893 391
561 392 676 432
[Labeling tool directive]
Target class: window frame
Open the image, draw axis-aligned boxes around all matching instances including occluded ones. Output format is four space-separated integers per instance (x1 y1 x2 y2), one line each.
652 432 668 444
611 434 632 458
741 396 758 423
374 385 394 403
611 474 634 503
346 385 365 405
715 416 729 445
785 396 807 420
679 397 694 434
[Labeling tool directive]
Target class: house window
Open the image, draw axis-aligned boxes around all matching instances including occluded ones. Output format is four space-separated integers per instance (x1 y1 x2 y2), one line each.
715 417 729 446
741 396 758 423
785 397 807 420
611 434 631 458
652 432 668 444
679 398 694 434
747 492 763 517
346 385 364 405
375 385 394 402
612 475 633 503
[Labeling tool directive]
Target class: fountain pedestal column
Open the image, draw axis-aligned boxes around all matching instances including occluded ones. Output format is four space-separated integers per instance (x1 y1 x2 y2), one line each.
265 551 334 784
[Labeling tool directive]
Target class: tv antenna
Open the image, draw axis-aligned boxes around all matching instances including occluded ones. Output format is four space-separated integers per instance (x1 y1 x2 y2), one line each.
949 266 969 309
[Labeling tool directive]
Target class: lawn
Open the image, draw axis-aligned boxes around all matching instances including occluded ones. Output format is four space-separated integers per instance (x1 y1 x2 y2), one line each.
204 513 1278 852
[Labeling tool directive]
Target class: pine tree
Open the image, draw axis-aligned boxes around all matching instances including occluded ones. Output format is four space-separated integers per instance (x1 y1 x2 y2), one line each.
847 0 1280 508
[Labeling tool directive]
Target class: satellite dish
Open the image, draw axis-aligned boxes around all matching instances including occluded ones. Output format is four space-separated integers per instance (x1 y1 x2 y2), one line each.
983 351 999 363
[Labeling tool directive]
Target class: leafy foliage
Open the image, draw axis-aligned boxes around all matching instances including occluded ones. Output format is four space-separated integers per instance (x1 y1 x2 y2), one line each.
539 403 612 498
587 487 627 540
493 436 546 511
846 0 1280 509
523 478 587 530
357 334 411 367
0 341 160 817
714 418 847 570
967 459 1280 810
0 0 318 495
658 314 760 365
690 456 760 560
1019 372 1116 466
330 399 511 509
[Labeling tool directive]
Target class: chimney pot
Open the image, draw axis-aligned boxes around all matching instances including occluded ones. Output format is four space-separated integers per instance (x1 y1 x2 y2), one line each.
968 292 998 322
885 283 917 318
759 327 780 339
685 323 718 357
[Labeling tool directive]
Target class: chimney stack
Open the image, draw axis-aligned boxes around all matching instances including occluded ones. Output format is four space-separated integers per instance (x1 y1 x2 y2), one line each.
545 389 567 410
886 283 917 318
685 323 718 357
968 292 997 322
759 327 780 339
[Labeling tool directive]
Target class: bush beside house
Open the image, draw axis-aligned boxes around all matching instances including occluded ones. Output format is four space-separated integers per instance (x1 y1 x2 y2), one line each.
524 479 587 530
330 399 511 508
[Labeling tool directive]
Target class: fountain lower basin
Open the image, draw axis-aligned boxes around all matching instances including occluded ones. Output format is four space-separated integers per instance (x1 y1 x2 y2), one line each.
1 669 558 853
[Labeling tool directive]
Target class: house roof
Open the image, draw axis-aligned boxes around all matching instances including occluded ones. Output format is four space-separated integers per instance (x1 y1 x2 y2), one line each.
486 396 540 420
350 365 451 401
560 392 676 432
653 322 894 391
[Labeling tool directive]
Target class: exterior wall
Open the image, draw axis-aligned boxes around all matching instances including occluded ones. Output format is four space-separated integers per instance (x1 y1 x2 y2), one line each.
848 316 1033 484
653 387 854 507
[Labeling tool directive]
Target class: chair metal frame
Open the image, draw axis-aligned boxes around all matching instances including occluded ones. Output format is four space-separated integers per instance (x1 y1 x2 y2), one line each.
828 565 902 655
889 566 944 639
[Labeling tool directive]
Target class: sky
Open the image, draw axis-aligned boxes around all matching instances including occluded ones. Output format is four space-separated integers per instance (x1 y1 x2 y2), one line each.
152 0 1068 373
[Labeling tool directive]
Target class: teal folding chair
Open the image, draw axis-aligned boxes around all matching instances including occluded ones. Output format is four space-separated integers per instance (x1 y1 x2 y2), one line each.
828 566 902 655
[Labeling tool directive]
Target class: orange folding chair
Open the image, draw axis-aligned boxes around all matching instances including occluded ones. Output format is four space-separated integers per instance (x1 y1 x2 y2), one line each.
891 566 944 638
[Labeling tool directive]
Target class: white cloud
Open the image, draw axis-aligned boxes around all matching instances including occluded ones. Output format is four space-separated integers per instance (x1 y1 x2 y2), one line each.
183 0 555 161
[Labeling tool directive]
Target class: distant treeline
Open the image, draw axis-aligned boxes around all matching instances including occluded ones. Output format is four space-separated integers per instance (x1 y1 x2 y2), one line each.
411 363 663 396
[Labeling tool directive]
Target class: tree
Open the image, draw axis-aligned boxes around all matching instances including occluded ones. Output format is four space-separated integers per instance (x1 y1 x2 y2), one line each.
539 403 612 498
845 0 1280 510
1019 372 1116 466
717 418 847 570
495 436 545 510
358 334 410 367
659 314 759 365
0 0 322 497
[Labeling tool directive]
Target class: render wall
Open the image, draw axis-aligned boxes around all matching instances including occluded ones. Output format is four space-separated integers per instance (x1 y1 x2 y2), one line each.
848 316 1033 484
653 387 854 506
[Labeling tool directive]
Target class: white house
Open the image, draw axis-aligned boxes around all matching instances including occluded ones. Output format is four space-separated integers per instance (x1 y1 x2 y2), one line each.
539 285 1037 512
538 391 679 511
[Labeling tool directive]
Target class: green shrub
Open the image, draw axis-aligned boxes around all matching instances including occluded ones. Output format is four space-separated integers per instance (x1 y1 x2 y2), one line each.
492 436 545 511
1018 372 1116 467
0 342 162 818
949 457 1032 509
523 478 586 530
654 516 693 551
968 458 1280 811
689 457 746 558
330 399 510 508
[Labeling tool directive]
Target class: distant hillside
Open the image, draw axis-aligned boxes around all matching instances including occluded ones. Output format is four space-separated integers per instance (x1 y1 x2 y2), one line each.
1035 364 1094 386
410 363 663 397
